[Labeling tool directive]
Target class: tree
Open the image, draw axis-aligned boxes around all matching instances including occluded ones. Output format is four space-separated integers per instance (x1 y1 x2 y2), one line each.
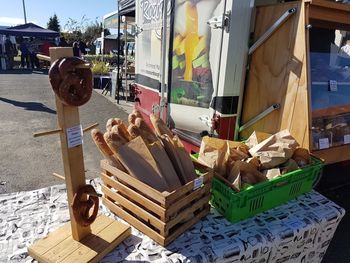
82 21 109 44
47 14 61 32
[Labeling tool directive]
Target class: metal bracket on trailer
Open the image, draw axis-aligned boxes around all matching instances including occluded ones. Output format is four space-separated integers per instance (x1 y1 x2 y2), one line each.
207 11 231 33
238 103 280 133
248 7 297 55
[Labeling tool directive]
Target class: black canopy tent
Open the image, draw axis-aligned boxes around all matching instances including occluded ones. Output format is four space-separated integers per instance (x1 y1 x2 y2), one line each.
0 23 59 38
116 0 135 103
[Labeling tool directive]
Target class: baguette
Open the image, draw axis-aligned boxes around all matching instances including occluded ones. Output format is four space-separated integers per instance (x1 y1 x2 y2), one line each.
117 136 170 192
172 135 197 183
112 123 132 142
106 118 122 132
135 117 158 144
160 135 187 185
148 141 182 191
128 109 143 125
91 129 126 171
128 124 142 139
150 114 173 138
104 130 127 155
128 113 137 125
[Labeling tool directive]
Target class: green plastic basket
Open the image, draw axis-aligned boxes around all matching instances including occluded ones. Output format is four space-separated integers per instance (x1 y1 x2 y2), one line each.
211 156 323 223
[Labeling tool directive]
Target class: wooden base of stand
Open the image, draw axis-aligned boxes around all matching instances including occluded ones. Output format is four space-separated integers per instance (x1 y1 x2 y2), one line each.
28 214 131 263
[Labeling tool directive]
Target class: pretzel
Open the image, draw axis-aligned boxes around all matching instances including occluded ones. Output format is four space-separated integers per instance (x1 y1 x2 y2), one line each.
71 184 99 227
49 57 92 106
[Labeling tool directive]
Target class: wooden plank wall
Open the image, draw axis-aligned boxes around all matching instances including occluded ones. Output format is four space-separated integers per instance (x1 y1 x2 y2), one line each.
240 1 310 149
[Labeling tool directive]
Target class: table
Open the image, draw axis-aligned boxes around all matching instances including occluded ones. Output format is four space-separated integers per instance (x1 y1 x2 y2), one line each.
0 179 344 263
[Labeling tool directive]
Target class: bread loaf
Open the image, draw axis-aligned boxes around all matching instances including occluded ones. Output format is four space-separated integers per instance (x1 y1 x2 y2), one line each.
91 129 126 171
128 109 143 125
172 135 197 183
104 130 127 155
135 117 158 144
112 123 132 142
150 114 173 138
148 141 182 191
117 136 170 192
106 118 122 132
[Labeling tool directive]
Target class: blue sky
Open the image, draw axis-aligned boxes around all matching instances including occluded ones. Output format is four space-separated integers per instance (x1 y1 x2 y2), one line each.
0 0 118 29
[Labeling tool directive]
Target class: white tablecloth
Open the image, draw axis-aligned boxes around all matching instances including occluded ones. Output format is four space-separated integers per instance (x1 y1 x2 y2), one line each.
0 179 345 263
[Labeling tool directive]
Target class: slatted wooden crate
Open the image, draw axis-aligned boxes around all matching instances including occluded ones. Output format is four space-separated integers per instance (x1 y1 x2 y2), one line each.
100 160 213 246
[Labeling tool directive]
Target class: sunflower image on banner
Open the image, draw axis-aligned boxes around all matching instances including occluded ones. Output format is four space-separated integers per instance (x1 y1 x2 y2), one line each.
171 0 221 108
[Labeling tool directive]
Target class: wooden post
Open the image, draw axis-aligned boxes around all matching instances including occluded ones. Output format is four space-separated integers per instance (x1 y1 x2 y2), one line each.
49 47 91 241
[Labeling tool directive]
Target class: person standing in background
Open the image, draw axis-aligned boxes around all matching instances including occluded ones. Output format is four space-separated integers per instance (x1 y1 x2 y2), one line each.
19 39 30 69
5 35 16 70
78 40 87 55
28 37 40 69
58 36 69 47
72 42 80 57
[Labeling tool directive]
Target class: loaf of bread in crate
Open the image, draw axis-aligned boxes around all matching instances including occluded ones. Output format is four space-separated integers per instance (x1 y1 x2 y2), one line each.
117 136 171 192
128 109 143 125
106 117 122 132
91 129 126 171
150 114 174 138
134 117 158 144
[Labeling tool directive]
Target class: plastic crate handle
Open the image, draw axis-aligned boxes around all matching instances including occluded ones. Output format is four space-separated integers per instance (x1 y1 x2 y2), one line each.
274 180 289 188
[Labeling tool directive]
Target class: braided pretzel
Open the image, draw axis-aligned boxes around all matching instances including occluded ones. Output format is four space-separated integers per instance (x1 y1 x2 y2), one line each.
49 57 92 106
71 184 99 227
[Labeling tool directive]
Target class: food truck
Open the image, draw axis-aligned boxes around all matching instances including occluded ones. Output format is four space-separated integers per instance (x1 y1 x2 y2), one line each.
127 0 350 163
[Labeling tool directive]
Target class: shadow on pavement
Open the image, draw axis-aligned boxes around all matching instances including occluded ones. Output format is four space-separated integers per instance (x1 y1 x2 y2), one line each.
0 97 56 114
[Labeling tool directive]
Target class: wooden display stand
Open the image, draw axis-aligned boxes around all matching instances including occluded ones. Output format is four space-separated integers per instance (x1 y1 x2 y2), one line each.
240 0 350 164
28 47 131 262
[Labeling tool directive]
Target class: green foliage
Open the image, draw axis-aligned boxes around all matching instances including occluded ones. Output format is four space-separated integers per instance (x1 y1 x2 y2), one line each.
83 21 103 45
84 54 125 67
63 16 110 46
91 60 110 75
47 14 60 32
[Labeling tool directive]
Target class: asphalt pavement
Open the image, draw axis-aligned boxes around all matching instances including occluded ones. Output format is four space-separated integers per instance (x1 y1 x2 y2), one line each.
0 69 349 262
0 69 131 193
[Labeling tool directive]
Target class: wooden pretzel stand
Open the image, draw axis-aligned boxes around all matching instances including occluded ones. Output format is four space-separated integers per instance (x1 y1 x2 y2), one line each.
28 47 131 263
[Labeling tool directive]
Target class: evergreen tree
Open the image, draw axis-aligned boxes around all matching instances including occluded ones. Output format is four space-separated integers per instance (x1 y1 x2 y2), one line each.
47 14 61 32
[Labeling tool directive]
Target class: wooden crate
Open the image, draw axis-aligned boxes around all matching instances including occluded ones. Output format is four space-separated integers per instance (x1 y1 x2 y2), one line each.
100 160 213 246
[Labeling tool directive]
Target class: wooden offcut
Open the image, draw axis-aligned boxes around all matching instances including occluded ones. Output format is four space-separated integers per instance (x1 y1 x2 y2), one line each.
100 159 213 246
28 214 131 263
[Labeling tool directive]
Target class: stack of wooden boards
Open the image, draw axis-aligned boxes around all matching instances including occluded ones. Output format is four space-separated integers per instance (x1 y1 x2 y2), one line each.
91 110 197 192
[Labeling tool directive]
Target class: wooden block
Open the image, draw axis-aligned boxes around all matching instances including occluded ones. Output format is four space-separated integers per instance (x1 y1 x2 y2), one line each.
28 215 131 263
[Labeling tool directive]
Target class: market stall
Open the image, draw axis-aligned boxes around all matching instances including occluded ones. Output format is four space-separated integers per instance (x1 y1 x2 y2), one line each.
0 23 59 70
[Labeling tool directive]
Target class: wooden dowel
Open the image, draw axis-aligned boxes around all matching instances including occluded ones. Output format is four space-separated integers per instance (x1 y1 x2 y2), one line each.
36 54 91 69
37 54 51 62
33 128 62 137
53 172 65 181
83 123 99 133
